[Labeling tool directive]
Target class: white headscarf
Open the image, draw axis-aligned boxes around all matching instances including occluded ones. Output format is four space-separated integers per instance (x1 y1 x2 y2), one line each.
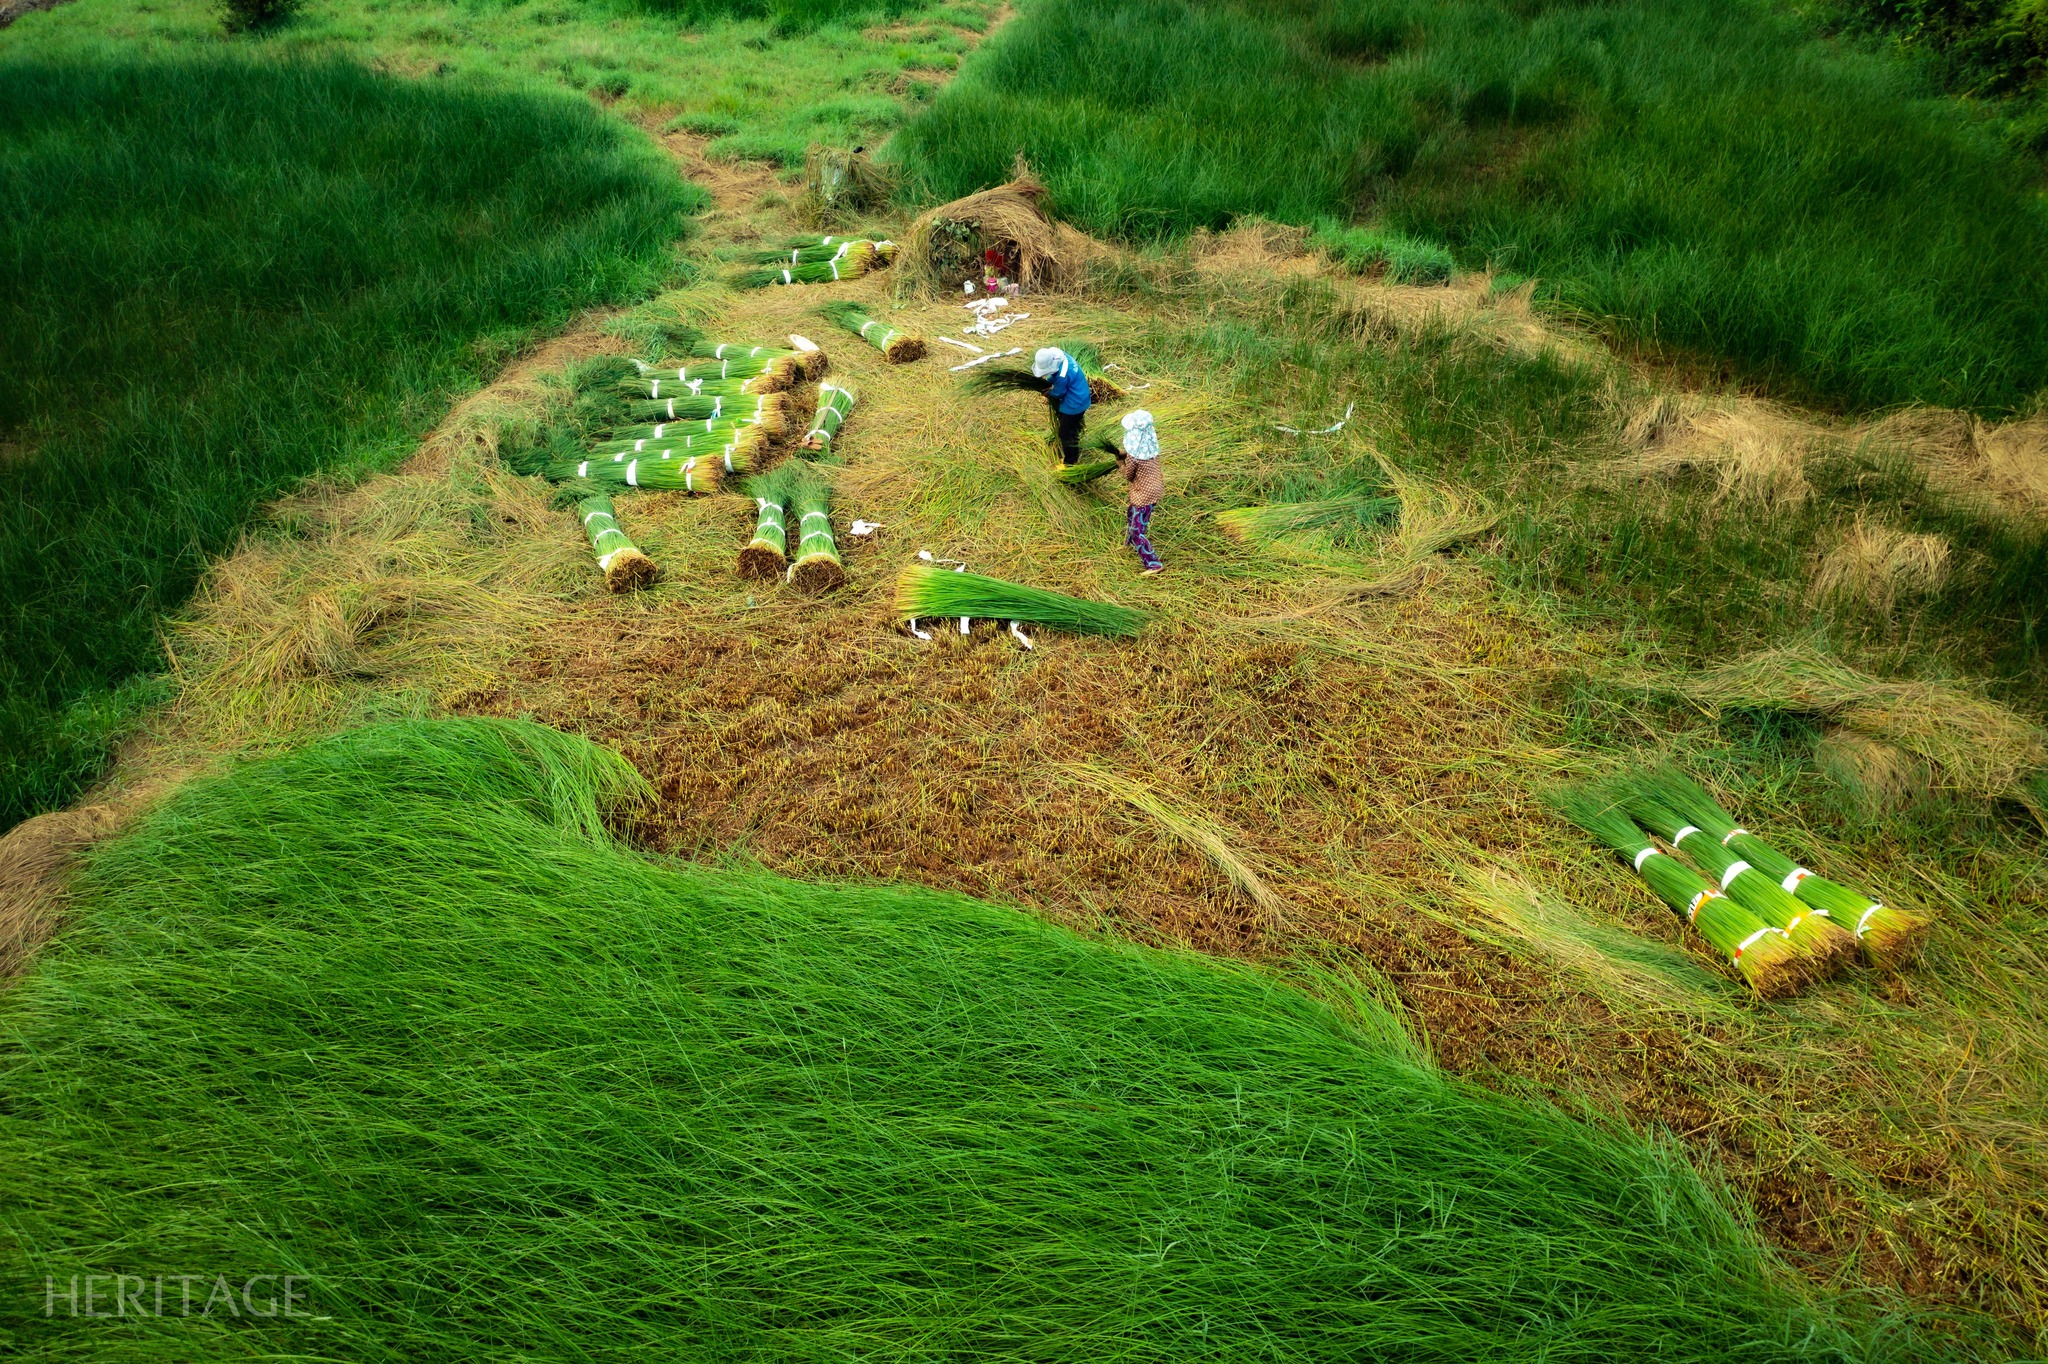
1031 347 1067 379
1121 409 1159 460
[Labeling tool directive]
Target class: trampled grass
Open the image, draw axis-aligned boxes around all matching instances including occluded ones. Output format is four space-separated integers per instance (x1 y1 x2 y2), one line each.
0 717 1954 1360
0 52 701 826
893 0 2048 414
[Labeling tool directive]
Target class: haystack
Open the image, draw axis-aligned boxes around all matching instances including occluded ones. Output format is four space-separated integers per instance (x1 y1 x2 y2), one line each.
796 145 896 227
900 163 1089 297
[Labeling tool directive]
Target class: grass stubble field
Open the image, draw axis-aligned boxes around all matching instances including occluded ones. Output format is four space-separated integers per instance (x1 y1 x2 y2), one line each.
3 0 2048 1358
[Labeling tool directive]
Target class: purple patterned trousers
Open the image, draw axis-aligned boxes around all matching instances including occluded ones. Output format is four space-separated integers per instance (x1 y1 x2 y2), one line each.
1126 502 1162 570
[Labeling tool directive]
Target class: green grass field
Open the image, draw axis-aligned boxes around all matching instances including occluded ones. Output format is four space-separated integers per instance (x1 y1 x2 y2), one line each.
0 718 1960 1360
895 0 2048 414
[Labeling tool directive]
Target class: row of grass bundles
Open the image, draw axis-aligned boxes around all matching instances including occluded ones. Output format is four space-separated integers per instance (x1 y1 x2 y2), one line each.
818 301 926 363
804 382 857 458
624 357 792 394
893 565 1145 638
627 392 788 434
554 447 728 493
586 421 770 467
785 464 844 593
577 493 657 592
664 326 828 381
1551 789 1804 997
738 463 797 580
1625 779 1861 977
734 239 894 290
1647 768 1930 968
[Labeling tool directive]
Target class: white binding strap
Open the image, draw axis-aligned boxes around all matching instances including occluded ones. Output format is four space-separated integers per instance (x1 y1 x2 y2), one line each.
625 460 639 487
1719 861 1750 891
582 509 609 526
1633 846 1659 871
1673 825 1700 845
1781 867 1812 894
576 461 589 477
1721 827 1748 846
1856 903 1884 936
1686 889 1713 923
597 549 619 571
1730 926 1777 961
801 511 830 525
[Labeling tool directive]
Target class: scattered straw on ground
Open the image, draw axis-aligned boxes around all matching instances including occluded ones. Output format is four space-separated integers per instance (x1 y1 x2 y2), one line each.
1810 515 1951 615
0 803 116 979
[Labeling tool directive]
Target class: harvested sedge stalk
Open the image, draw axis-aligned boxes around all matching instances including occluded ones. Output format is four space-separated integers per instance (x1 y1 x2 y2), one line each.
614 373 779 401
818 300 927 363
577 494 657 592
627 395 788 437
1648 767 1930 968
739 464 796 580
1054 458 1119 486
1550 788 1805 997
552 449 727 492
630 354 798 391
664 328 829 381
893 565 1145 637
1214 495 1402 544
585 423 769 467
1626 783 1859 976
785 464 844 593
733 240 881 289
804 383 857 458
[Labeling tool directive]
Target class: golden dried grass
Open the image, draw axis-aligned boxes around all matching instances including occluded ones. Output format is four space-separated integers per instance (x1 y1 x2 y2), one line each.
1809 515 1951 615
0 803 118 981
1813 728 1933 819
1620 394 1817 506
899 165 1092 297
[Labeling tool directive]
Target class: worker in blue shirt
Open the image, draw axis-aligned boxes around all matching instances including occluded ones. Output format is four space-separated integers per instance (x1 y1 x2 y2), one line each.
1031 347 1093 465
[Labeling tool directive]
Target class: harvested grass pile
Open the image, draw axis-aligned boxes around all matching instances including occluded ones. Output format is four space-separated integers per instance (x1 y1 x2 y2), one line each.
584 420 770 473
818 300 926 363
1216 494 1402 549
625 391 789 431
1666 645 2048 801
784 464 844 593
1620 395 1816 507
803 381 857 457
894 565 1145 637
576 493 656 592
664 327 827 381
732 238 894 289
795 144 896 225
0 717 1902 1358
1809 516 1951 615
621 358 793 396
1550 787 1806 997
738 464 794 580
899 170 1081 297
1645 767 1931 968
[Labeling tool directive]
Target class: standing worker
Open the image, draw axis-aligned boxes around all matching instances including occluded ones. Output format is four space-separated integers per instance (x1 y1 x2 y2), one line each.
1032 347 1092 465
1116 410 1164 576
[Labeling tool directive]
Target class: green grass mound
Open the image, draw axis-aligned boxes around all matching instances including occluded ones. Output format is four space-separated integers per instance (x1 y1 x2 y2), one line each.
0 718 1934 1359
0 55 701 827
895 0 2048 415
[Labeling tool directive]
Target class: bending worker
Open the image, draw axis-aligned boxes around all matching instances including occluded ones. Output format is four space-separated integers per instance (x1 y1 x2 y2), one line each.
1031 346 1092 465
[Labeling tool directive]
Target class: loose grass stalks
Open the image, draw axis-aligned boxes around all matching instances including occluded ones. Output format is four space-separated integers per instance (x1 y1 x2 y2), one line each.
738 464 796 580
733 239 886 289
804 382 857 457
1215 495 1403 545
818 300 927 362
1646 768 1932 968
0 717 1889 1359
784 464 844 593
576 494 656 592
627 393 788 433
893 565 1145 637
963 366 1050 398
1549 789 1804 997
1054 458 1119 486
1624 785 1860 976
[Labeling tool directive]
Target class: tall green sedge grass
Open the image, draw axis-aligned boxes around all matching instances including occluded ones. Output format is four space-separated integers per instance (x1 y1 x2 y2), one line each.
0 54 697 827
0 717 1945 1359
894 564 1146 636
896 0 2048 413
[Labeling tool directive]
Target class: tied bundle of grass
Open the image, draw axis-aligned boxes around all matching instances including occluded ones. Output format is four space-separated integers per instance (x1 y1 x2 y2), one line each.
893 565 1145 638
818 300 927 363
1624 781 1859 977
1215 495 1403 546
662 327 828 381
615 371 780 401
1647 768 1931 968
1050 339 1126 405
586 422 770 468
738 464 795 580
626 393 788 433
626 354 796 392
733 239 887 290
1054 458 1119 486
804 382 857 457
1550 789 1804 997
784 465 844 594
577 494 656 592
556 449 726 493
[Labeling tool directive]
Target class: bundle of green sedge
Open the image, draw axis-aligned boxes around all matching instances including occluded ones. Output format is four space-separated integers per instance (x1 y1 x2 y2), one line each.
733 238 894 289
803 382 857 458
818 300 926 363
1550 787 1806 997
551 447 727 494
618 363 791 398
893 565 1145 638
663 326 827 381
1623 780 1860 977
784 464 844 593
585 421 770 470
625 392 789 435
1645 767 1930 968
577 493 658 592
1214 494 1403 547
1052 432 1123 486
738 463 795 580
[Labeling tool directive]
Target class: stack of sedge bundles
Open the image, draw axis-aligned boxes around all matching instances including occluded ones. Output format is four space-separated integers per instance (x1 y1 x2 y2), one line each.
624 391 789 437
733 237 895 289
666 327 828 381
587 420 770 470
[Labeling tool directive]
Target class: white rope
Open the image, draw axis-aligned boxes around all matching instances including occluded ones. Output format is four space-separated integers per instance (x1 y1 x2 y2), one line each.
1856 903 1884 936
1730 925 1778 961
1673 825 1700 845
1633 846 1659 871
1719 861 1751 891
1780 867 1812 894
1275 402 1355 436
